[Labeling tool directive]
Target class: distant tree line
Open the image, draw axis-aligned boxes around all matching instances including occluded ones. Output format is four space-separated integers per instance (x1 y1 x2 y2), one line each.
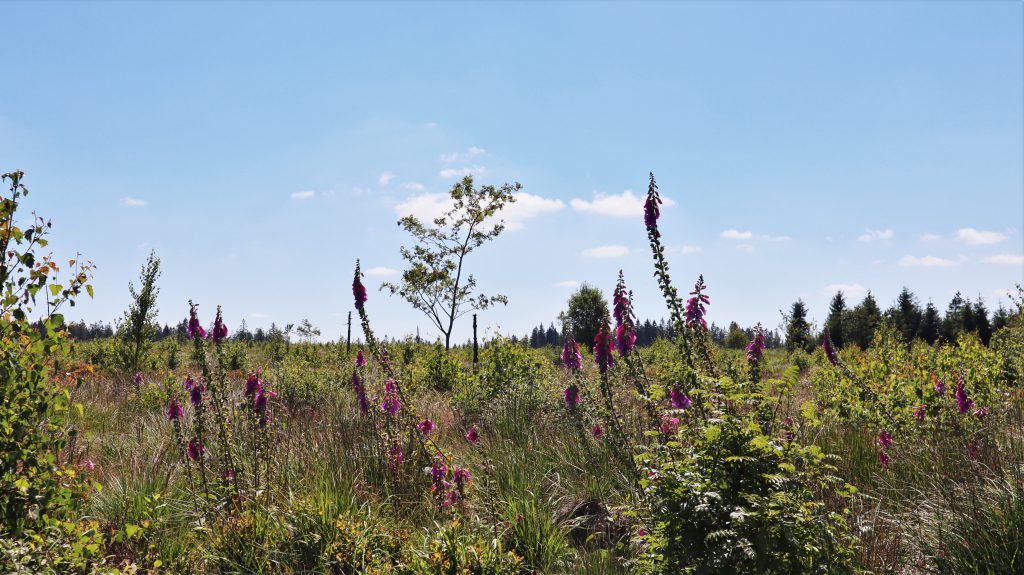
784 287 1015 352
66 318 297 344
522 318 783 350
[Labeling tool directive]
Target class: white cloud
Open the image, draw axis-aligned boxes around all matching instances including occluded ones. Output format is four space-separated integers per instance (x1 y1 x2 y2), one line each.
919 233 941 242
553 280 579 289
955 228 1007 246
364 266 399 277
721 229 753 240
290 190 315 200
120 197 148 207
858 228 894 242
897 255 957 268
570 189 675 217
394 193 451 221
677 245 701 254
983 254 1024 266
721 229 789 243
439 166 487 179
825 283 867 297
582 245 629 258
378 172 396 186
399 182 425 191
503 193 565 230
393 191 564 231
441 146 487 163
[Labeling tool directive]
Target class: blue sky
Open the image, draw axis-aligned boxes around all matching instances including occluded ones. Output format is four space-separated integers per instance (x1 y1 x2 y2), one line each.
2 1 1021 342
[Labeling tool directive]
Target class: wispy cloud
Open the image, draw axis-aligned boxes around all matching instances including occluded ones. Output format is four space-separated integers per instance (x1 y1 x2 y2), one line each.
570 189 675 217
582 245 629 258
825 283 867 296
674 244 701 255
898 255 957 268
858 228 894 242
721 229 753 240
982 253 1024 266
399 182 424 191
553 280 579 289
393 191 563 231
919 233 941 242
120 197 148 207
378 172 396 186
439 166 488 179
290 190 315 200
364 266 399 277
441 146 487 163
955 228 1007 246
720 230 788 242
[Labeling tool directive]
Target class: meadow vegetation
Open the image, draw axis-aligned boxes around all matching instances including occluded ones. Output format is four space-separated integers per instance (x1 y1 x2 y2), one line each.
2 170 1022 574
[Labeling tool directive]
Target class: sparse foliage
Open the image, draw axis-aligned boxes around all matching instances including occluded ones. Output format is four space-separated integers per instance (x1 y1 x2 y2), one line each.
383 176 519 349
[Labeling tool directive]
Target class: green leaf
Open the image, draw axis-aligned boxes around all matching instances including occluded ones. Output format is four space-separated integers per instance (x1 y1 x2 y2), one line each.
125 524 140 538
49 284 61 296
85 284 94 298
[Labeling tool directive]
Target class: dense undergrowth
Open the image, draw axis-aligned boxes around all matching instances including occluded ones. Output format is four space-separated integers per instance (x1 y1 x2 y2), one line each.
2 170 1023 574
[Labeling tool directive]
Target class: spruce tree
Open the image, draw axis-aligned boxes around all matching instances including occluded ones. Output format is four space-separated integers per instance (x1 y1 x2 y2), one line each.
784 299 813 352
974 297 992 345
887 287 922 346
919 301 940 344
848 291 882 349
825 291 848 348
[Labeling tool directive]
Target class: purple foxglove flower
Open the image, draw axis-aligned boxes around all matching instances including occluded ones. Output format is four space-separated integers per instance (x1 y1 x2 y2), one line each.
615 323 636 357
781 417 795 442
659 415 680 434
879 450 890 468
967 441 980 462
955 376 974 414
187 439 204 461
914 404 927 421
355 350 366 367
351 370 369 414
453 467 471 486
563 384 581 409
418 419 436 435
465 425 479 444
211 307 228 342
670 387 691 410
431 456 448 483
746 326 766 363
822 329 839 366
245 372 262 396
353 261 367 310
134 372 144 386
973 406 989 419
592 424 603 440
684 292 710 330
593 321 615 373
878 430 893 449
934 376 947 396
187 303 206 340
184 375 196 391
189 383 205 407
561 337 582 372
166 398 184 421
381 378 401 416
644 189 662 235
